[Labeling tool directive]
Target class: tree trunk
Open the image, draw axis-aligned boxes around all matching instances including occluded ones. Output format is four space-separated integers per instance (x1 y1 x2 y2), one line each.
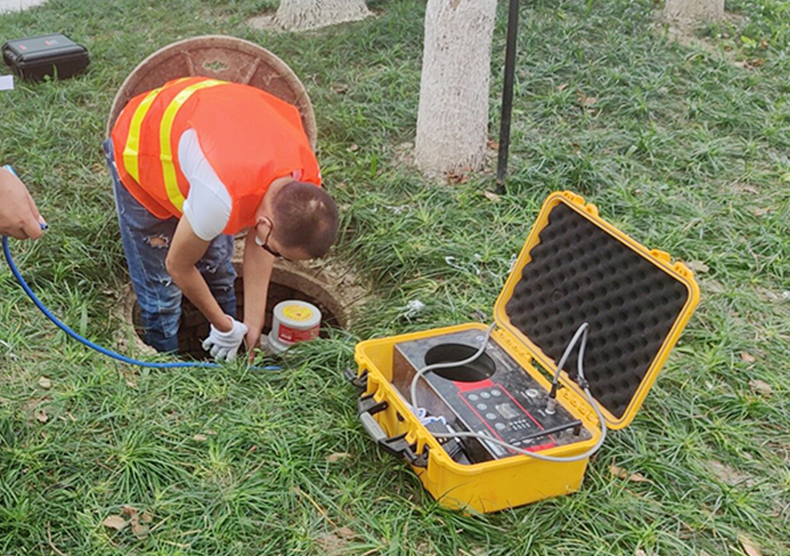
414 0 498 178
663 0 724 26
275 0 372 31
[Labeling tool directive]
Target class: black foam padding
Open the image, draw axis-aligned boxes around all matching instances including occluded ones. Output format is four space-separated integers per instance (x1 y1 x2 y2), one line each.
505 203 689 419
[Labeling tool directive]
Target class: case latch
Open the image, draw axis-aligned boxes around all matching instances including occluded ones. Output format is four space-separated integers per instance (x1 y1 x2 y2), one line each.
345 367 368 391
357 393 428 468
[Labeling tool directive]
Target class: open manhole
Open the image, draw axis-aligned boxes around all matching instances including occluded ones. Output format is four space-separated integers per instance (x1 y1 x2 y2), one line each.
119 258 367 359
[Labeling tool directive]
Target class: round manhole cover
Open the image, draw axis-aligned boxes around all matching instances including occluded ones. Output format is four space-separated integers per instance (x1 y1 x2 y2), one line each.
106 35 316 149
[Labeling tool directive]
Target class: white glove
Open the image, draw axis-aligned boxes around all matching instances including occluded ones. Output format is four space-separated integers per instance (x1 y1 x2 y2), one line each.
202 316 248 362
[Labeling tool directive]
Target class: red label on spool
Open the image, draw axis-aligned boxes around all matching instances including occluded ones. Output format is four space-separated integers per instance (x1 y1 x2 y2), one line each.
278 324 319 343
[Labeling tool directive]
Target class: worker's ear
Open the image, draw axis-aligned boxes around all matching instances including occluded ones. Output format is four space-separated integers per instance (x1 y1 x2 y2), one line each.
255 215 273 230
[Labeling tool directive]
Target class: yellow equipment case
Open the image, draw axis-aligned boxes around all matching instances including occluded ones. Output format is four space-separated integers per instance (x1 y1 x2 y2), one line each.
348 191 700 513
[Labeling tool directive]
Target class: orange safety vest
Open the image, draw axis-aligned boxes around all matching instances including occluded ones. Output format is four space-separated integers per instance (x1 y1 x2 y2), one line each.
111 76 321 235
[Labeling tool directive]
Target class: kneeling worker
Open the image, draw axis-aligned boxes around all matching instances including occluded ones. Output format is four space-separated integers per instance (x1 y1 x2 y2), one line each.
104 77 338 361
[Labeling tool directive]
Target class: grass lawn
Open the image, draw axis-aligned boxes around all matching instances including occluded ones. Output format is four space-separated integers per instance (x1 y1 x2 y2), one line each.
1 0 789 554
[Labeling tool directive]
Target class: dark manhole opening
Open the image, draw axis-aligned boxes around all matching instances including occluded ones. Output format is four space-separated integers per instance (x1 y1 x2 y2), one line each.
132 265 346 360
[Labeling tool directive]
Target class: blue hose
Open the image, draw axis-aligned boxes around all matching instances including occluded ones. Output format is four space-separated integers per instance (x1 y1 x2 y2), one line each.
2 234 280 370
2 235 281 370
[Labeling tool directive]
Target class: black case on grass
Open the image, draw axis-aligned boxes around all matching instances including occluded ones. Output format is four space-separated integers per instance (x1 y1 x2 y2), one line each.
2 33 89 81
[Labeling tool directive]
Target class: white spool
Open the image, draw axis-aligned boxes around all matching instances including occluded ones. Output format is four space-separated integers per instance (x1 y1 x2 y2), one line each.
267 300 322 354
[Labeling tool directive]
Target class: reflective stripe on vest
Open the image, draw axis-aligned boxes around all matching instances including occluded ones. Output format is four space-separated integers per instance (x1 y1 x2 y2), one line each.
122 87 160 183
121 78 227 213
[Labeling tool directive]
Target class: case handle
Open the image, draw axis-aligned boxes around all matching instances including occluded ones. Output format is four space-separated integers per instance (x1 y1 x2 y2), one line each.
357 393 428 468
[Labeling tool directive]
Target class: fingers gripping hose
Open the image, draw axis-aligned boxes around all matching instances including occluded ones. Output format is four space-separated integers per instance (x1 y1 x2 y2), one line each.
2 234 280 370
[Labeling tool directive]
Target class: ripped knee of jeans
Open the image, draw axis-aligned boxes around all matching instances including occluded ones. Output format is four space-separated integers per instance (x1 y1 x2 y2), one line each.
145 235 170 249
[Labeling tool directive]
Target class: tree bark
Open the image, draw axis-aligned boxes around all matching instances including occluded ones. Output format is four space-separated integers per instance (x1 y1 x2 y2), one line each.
663 0 724 26
275 0 372 32
414 0 498 178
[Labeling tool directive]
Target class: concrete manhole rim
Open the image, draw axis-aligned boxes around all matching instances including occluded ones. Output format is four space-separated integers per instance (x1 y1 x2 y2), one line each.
115 257 369 357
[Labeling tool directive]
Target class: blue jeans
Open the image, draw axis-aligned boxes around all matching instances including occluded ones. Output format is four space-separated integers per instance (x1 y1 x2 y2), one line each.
103 139 237 353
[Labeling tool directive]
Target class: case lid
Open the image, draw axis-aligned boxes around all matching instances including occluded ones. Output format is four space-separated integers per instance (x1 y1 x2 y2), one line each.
494 192 699 430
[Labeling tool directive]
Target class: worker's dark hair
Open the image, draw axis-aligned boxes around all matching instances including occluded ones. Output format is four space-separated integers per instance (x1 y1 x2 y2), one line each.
271 181 339 258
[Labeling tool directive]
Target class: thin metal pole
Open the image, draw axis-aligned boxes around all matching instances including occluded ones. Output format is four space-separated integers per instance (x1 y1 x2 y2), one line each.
495 0 520 194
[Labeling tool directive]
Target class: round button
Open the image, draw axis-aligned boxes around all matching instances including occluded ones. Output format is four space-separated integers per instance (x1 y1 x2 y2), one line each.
525 389 538 398
495 423 506 431
486 413 497 420
481 392 491 399
476 403 487 411
468 394 479 401
491 389 502 396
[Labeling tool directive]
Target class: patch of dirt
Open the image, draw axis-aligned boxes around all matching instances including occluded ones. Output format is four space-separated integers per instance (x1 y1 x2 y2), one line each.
247 14 281 32
315 532 347 556
392 141 416 169
247 9 377 33
706 459 759 488
754 286 783 304
654 10 748 66
766 442 790 465
730 183 760 196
